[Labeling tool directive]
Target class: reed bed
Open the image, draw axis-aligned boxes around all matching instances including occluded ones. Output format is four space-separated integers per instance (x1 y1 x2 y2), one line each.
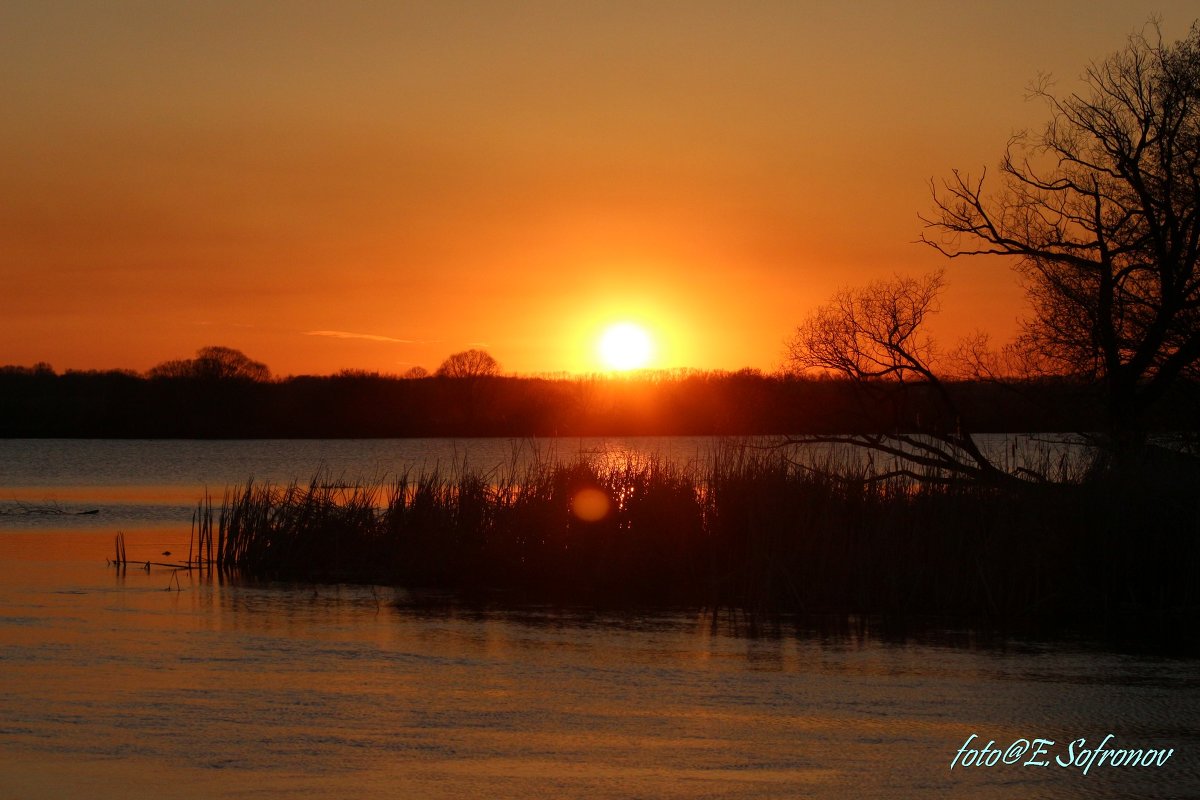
192 447 1200 625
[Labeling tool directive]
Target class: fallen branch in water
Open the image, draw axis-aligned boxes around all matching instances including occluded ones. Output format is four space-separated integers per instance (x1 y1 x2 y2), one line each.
0 501 100 516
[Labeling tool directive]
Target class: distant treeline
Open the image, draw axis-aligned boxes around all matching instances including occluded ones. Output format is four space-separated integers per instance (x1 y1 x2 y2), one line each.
4 364 1198 438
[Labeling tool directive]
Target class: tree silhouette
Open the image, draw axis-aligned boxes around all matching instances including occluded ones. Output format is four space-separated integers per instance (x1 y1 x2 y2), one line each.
789 271 944 382
786 271 1022 485
436 349 500 379
922 21 1200 465
148 346 270 381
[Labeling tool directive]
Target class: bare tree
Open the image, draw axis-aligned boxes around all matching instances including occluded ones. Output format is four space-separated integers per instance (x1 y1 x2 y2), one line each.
789 271 944 382
787 271 1024 485
922 21 1200 464
148 346 270 381
436 349 500 379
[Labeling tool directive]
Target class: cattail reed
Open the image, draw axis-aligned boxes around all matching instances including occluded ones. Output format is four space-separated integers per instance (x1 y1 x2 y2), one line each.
192 447 1200 625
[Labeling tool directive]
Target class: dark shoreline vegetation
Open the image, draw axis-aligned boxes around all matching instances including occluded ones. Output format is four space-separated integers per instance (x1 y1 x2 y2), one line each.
177 446 1200 637
3 364 1199 437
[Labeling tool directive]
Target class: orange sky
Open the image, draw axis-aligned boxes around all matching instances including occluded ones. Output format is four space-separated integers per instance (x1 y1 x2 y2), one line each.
2 2 1196 376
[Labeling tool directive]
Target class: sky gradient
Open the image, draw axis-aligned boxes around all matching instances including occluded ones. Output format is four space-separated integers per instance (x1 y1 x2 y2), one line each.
3 1 1197 376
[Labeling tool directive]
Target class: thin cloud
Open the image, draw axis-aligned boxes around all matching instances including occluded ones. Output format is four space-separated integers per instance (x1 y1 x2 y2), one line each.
305 330 427 344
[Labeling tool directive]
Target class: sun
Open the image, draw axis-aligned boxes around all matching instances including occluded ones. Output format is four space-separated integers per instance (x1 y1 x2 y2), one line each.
597 322 655 371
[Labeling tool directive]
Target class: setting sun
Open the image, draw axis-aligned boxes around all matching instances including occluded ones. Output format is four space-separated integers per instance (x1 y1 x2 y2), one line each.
597 322 655 371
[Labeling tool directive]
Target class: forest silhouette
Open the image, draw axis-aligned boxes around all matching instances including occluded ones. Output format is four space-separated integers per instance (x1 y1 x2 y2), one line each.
4 356 1194 439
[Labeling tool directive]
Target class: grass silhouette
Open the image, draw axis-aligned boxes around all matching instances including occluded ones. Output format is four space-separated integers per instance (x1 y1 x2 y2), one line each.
190 444 1199 629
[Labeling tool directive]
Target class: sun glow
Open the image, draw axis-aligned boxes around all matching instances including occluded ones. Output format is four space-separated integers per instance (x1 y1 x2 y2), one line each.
597 322 655 371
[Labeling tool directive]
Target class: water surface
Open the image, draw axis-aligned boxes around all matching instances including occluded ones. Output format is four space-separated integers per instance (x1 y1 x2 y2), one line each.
1 438 1195 798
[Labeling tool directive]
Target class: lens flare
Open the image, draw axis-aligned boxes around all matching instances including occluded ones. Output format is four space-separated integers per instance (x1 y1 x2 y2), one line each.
571 487 612 522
